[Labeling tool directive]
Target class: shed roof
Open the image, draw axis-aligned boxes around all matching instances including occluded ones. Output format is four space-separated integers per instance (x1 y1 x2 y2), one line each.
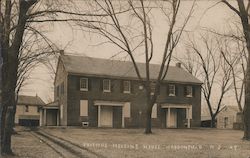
60 55 202 84
17 95 45 106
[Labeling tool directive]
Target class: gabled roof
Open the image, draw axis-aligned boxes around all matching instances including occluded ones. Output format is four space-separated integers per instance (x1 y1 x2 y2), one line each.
43 101 59 109
219 106 240 113
60 55 202 84
17 95 45 106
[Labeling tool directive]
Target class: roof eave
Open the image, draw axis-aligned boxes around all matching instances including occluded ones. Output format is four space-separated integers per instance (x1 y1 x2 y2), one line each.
66 71 203 85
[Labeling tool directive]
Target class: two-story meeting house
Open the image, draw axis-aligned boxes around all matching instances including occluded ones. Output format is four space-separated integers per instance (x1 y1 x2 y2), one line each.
42 54 202 128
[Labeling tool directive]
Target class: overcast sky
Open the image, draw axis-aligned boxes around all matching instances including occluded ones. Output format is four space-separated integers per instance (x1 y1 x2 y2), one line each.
20 1 239 109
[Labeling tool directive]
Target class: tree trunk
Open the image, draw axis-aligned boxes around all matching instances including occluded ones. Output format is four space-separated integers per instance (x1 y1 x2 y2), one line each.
144 89 153 134
0 0 37 154
2 106 14 154
235 0 250 140
243 55 250 140
211 115 216 128
0 39 3 156
2 55 18 154
145 102 153 134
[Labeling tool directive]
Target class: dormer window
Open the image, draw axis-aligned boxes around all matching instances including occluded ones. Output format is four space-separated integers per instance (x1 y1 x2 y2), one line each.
103 79 111 92
80 78 88 91
168 84 176 96
123 81 131 93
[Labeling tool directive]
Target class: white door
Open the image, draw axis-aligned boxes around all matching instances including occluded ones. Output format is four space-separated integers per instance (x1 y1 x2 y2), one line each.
166 109 177 128
100 106 113 127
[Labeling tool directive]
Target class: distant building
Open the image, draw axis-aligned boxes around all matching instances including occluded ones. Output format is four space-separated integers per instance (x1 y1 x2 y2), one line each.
216 106 239 129
16 95 45 126
40 101 59 126
41 54 202 128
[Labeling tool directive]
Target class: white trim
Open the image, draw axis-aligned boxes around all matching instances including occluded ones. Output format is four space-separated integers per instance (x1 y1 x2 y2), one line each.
161 103 191 109
60 104 63 119
98 105 101 127
95 101 130 128
80 78 88 91
94 100 125 106
44 109 47 126
162 104 192 128
167 107 171 128
39 110 43 126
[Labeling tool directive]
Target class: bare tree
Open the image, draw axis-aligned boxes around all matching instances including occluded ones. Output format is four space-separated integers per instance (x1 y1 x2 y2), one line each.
222 0 250 140
180 33 233 127
220 36 247 113
80 0 195 134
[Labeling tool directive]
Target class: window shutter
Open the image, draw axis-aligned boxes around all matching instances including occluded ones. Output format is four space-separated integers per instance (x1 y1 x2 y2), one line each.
110 80 114 92
123 102 131 117
192 86 195 97
184 86 187 96
88 79 91 91
120 80 124 93
175 85 178 96
130 81 134 94
166 84 169 96
78 78 80 90
80 100 88 116
100 79 103 91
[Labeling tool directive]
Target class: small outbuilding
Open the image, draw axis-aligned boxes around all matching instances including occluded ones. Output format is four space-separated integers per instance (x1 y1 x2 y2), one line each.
216 106 239 129
16 95 45 126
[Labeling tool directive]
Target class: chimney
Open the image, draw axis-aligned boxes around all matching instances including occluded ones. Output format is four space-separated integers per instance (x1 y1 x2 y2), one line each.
59 50 64 55
176 62 181 68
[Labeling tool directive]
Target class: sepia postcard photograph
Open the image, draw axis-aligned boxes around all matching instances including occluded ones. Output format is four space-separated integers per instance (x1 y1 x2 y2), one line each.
0 0 250 157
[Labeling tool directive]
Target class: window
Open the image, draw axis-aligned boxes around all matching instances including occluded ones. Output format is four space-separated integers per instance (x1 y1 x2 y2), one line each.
185 86 193 97
103 79 111 92
168 84 176 96
37 106 40 113
123 81 131 93
80 100 88 116
25 105 29 112
80 78 88 91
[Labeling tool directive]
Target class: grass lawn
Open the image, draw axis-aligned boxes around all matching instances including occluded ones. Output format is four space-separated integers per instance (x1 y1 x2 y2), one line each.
42 127 250 158
4 127 59 158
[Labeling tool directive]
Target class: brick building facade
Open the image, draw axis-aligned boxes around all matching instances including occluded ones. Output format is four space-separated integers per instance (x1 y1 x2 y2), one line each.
49 54 202 128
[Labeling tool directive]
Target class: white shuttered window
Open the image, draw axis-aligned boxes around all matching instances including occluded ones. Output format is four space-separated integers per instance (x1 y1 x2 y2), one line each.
151 104 157 118
123 102 131 117
80 100 88 116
